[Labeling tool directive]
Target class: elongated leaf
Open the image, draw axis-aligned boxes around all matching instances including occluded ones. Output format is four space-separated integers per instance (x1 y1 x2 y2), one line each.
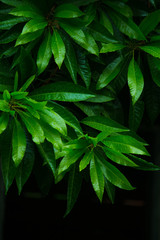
128 57 144 104
80 29 99 55
140 45 160 59
30 81 95 102
55 4 84 18
21 18 47 35
58 148 85 175
139 10 160 36
19 75 35 92
0 112 9 134
148 55 160 87
129 100 144 131
15 29 43 46
79 149 93 171
16 136 35 194
0 124 17 193
100 43 125 53
63 36 77 83
82 116 128 133
65 163 82 216
104 178 115 204
19 112 45 144
128 155 160 171
10 5 44 18
109 10 146 40
99 9 113 35
0 27 19 44
37 141 56 176
102 135 149 156
48 101 82 134
103 147 137 167
96 56 123 90
90 155 104 202
37 31 52 74
0 100 10 112
12 119 27 167
51 30 66 69
39 109 67 136
96 153 135 190
0 17 28 30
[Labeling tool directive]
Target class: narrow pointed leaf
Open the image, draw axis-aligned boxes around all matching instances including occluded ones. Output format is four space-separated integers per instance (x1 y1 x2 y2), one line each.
12 119 27 167
37 31 52 74
19 75 35 92
128 57 144 104
10 5 44 18
0 17 28 30
15 29 43 46
79 149 93 171
55 4 84 18
148 55 160 87
0 113 9 134
104 178 115 204
129 100 144 131
21 18 47 35
140 45 160 59
51 30 66 69
90 156 104 202
100 43 125 53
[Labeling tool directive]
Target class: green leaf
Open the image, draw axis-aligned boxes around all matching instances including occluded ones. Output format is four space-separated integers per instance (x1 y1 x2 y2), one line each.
102 134 150 156
58 148 85 175
104 178 115 204
0 17 28 30
37 141 56 176
39 108 67 136
51 30 66 69
128 56 144 104
48 101 83 134
15 29 43 46
99 9 114 35
65 163 82 216
30 81 95 102
12 119 27 167
100 43 125 53
97 153 135 190
21 18 47 35
79 29 99 55
79 149 93 171
90 155 104 202
0 100 10 112
140 45 160 59
0 124 17 194
39 121 63 150
104 0 133 18
129 100 144 131
14 71 18 91
0 112 9 134
55 4 84 18
3 90 11 102
109 10 146 40
19 75 35 92
37 31 52 75
103 147 137 167
16 136 35 195
19 112 45 144
128 155 160 171
96 56 123 90
82 116 128 133
76 49 91 89
64 37 77 83
11 91 28 99
148 55 160 87
10 5 44 18
139 10 160 36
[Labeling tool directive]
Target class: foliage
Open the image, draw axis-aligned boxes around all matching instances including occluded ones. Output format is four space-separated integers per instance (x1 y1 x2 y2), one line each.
0 0 160 215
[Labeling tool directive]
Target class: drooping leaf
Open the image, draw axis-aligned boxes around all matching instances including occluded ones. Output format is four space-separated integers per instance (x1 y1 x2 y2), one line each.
99 9 114 35
0 112 9 134
55 3 84 18
65 163 82 216
0 17 28 30
79 149 93 171
102 134 150 156
147 54 160 87
51 30 66 69
16 136 35 194
96 56 123 90
90 154 104 201
37 31 52 74
12 119 27 167
140 45 160 59
37 141 56 176
129 100 144 131
30 81 95 102
139 9 160 36
128 56 144 104
82 116 128 133
104 178 115 204
15 29 43 46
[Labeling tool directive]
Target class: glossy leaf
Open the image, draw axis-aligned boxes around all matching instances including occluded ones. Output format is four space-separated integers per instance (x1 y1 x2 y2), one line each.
51 30 66 69
37 31 52 74
30 81 95 102
128 57 144 104
55 4 84 18
90 155 104 201
148 55 160 87
102 135 150 156
19 75 36 92
12 119 27 167
129 101 144 131
21 18 47 35
99 9 113 35
15 29 43 46
140 45 160 59
16 136 35 194
0 112 9 134
100 43 125 53
79 149 93 171
104 178 115 204
82 116 128 133
96 56 123 90
10 5 44 18
128 155 160 171
0 17 28 30
65 163 82 216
